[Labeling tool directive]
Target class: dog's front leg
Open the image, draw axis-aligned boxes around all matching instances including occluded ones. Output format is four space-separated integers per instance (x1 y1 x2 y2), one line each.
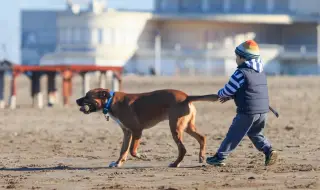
130 131 147 160
109 128 132 168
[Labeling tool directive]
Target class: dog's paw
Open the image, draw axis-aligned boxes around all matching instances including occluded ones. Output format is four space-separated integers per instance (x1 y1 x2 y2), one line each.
168 163 180 168
109 161 121 168
134 153 149 161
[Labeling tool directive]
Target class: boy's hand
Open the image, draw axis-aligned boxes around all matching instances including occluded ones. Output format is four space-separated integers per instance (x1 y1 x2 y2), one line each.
219 97 233 104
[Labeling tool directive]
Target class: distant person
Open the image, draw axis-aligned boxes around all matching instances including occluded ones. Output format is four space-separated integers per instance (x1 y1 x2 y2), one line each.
149 67 156 76
206 40 278 166
0 60 13 109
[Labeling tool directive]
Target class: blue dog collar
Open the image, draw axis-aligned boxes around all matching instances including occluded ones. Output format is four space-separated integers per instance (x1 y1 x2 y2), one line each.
103 91 114 115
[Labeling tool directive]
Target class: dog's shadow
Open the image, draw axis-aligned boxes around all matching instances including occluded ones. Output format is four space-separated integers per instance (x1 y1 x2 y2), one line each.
0 165 206 172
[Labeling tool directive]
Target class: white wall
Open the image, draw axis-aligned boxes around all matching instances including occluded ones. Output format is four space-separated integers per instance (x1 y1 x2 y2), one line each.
43 11 153 66
0 0 20 63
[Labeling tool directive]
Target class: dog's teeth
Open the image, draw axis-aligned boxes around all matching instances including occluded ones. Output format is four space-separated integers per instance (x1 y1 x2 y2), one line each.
84 105 90 112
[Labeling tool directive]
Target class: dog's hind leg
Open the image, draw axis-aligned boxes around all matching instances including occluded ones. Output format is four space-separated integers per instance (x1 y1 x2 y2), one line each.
109 128 132 168
185 106 206 163
168 107 189 167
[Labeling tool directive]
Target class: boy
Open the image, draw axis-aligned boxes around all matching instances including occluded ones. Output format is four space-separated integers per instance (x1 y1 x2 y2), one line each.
206 40 278 166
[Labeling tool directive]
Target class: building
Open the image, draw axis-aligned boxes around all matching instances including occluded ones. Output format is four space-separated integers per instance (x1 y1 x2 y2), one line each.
152 0 320 76
0 0 20 64
21 0 320 76
21 11 58 66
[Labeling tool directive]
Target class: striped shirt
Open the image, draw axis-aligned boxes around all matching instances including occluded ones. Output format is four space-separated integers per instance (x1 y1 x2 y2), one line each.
218 58 263 98
218 70 245 98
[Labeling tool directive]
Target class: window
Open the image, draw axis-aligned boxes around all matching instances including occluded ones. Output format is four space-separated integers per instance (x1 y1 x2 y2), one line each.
98 28 103 44
252 0 267 13
65 28 73 44
58 28 75 44
72 28 81 44
274 0 289 13
81 28 91 44
26 32 37 45
58 29 65 44
158 0 179 12
244 0 253 12
208 0 224 13
180 0 201 12
229 0 245 13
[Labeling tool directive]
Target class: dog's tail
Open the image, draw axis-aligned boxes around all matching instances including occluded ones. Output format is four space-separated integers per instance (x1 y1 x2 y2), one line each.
185 94 219 103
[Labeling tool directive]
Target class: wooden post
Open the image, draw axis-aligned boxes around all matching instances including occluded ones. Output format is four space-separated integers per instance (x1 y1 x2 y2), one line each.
112 71 122 91
0 71 5 108
112 74 119 91
10 71 19 109
37 92 44 109
99 71 106 88
106 70 113 81
31 72 43 109
81 72 90 96
62 69 73 106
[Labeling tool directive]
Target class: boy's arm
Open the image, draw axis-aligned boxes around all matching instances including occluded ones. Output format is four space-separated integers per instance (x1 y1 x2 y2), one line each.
217 70 245 99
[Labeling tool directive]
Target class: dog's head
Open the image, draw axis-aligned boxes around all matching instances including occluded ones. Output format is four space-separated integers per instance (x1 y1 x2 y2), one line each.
76 88 111 114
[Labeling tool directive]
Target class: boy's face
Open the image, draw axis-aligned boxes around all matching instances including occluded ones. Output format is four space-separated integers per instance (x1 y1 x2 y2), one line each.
236 54 246 66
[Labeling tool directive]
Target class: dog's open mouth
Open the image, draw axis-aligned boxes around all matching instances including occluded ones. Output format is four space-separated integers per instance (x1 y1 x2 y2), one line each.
79 105 91 114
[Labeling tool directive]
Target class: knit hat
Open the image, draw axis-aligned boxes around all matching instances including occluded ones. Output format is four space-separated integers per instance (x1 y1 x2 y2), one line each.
235 40 260 60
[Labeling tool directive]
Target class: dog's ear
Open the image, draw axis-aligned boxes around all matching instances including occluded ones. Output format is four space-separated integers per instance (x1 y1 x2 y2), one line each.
97 89 110 99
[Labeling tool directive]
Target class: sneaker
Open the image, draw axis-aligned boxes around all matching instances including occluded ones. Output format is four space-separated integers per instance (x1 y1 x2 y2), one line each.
206 154 226 166
265 150 278 166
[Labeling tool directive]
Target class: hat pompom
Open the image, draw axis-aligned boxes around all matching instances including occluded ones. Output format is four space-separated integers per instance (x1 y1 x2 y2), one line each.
235 40 260 59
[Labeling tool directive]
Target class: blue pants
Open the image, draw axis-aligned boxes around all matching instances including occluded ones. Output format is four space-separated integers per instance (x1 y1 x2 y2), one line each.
217 113 272 159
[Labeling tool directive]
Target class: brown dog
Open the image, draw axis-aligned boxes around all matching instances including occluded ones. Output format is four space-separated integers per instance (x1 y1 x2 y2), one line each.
76 88 219 167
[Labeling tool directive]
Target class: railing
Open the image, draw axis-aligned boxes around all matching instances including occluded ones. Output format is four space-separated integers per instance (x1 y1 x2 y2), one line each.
154 0 319 16
281 45 317 54
138 42 317 54
51 42 318 57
